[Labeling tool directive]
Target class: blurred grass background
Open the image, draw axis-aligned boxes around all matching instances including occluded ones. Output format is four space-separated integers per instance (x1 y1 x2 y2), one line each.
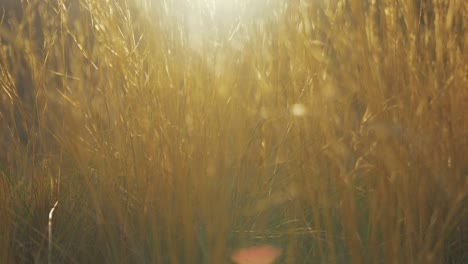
0 0 467 263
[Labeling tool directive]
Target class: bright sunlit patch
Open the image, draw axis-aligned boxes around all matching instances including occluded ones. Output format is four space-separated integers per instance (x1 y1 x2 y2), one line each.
290 103 307 117
184 0 268 53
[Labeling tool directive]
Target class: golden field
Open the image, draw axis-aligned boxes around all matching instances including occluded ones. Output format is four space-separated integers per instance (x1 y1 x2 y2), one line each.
0 0 466 263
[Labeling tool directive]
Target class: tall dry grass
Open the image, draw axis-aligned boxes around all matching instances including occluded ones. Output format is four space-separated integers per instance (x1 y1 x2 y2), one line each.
0 0 467 263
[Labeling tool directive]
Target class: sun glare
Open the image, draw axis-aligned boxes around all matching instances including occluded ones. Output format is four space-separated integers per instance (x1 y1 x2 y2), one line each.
182 0 268 52
133 0 271 52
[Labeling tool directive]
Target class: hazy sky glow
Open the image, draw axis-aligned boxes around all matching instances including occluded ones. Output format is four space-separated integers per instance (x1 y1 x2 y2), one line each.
186 0 276 52
132 0 274 53
186 0 248 52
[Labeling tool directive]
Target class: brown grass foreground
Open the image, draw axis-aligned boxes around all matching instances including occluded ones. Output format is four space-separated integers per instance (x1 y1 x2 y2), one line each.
0 0 467 263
